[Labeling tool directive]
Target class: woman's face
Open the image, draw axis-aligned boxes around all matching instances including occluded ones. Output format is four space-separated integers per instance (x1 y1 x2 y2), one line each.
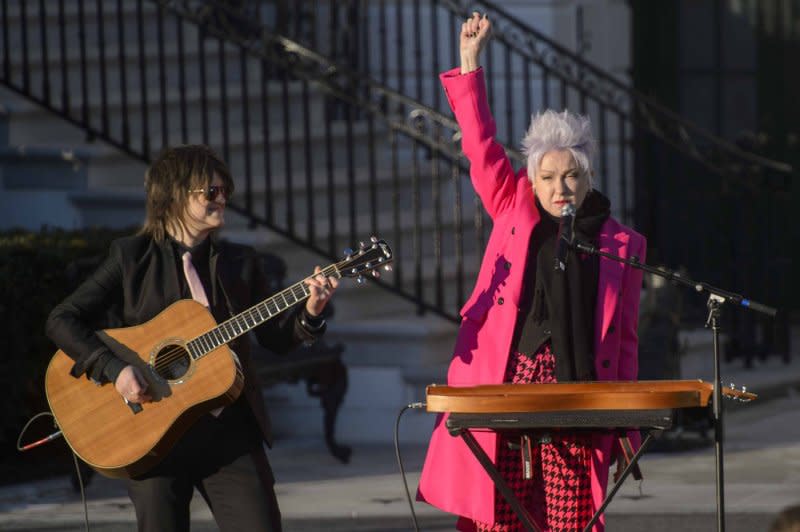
533 149 590 218
183 173 227 236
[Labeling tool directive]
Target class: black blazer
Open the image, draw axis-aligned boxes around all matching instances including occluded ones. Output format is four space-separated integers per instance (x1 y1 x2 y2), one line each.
46 233 323 445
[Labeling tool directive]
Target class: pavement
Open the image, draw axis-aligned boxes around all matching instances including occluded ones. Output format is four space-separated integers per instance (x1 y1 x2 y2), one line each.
1 326 799 532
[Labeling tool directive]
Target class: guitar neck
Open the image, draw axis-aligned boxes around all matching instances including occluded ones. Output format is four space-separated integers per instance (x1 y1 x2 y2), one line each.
187 264 341 359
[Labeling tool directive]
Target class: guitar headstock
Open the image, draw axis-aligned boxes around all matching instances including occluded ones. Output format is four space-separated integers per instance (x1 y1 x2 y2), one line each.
721 383 757 402
336 237 393 282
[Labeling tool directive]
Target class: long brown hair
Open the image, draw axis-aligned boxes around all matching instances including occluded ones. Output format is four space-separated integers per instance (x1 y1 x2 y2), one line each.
140 145 234 242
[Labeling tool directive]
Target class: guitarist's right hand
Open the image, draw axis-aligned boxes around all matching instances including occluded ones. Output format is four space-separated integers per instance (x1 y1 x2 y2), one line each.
115 365 152 404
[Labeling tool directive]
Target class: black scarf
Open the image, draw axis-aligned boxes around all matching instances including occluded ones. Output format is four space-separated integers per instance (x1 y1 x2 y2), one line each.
517 191 611 382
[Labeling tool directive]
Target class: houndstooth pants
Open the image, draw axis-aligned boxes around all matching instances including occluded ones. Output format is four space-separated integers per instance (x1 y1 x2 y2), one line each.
462 343 594 532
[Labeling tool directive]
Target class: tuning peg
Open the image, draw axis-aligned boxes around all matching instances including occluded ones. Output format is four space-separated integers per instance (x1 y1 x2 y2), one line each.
371 270 380 278
359 241 366 249
343 247 353 257
370 236 378 243
356 275 365 284
383 264 393 272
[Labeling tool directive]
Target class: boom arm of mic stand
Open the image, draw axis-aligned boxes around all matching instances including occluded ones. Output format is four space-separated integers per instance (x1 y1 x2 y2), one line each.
572 240 778 317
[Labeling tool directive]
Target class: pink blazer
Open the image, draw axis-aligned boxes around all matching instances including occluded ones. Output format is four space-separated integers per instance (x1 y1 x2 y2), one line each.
417 68 647 530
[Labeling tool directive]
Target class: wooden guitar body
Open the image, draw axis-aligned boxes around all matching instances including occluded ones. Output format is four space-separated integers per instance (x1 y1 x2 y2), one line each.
45 299 243 479
44 238 393 479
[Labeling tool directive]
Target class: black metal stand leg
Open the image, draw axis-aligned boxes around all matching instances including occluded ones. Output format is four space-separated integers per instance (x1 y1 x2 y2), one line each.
708 297 726 532
459 430 544 532
583 431 657 532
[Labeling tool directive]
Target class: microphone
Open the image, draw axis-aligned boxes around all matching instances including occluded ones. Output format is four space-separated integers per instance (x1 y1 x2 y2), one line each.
554 203 576 272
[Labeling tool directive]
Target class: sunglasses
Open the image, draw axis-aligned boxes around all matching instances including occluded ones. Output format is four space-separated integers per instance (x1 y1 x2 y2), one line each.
189 185 230 201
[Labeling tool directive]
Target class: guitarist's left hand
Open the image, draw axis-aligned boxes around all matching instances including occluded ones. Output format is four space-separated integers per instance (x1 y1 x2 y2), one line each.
304 266 339 317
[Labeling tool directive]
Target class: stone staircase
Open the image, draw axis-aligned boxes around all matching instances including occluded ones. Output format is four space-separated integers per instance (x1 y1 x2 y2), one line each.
0 0 464 444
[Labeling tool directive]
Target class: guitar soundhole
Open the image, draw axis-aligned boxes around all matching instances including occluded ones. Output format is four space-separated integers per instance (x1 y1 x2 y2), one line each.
153 344 191 381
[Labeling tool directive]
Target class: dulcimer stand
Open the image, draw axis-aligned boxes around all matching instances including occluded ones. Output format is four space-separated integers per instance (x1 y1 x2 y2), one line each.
428 380 755 532
571 239 776 532
447 408 666 532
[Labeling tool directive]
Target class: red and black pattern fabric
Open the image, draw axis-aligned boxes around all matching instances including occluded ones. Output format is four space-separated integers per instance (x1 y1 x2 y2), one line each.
467 343 595 532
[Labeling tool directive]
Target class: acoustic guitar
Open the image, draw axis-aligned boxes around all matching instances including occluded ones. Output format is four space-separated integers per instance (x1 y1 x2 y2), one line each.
45 238 393 478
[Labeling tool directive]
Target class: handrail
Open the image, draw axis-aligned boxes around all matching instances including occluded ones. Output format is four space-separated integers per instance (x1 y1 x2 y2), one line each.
443 0 791 184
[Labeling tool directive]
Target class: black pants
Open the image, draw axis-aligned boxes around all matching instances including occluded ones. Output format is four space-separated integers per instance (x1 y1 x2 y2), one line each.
127 400 281 532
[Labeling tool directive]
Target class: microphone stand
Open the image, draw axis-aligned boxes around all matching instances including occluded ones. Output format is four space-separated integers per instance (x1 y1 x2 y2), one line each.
572 238 777 532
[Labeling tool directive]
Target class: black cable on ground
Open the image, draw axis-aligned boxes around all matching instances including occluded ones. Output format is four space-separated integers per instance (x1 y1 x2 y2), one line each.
394 402 426 532
17 412 91 532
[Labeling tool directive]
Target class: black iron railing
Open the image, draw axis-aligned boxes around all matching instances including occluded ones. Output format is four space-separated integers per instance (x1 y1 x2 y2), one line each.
261 0 794 358
0 0 501 321
267 0 792 208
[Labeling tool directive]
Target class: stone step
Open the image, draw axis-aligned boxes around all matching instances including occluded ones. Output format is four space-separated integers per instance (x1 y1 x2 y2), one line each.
264 361 442 444
264 315 455 443
0 144 88 189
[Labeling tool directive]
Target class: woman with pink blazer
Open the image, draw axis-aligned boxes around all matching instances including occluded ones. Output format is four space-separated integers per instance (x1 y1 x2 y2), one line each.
417 13 646 532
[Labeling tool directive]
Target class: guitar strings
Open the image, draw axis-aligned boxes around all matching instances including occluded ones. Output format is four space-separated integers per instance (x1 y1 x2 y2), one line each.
151 265 344 374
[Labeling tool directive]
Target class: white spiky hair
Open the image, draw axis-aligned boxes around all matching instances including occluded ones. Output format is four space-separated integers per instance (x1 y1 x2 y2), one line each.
521 109 596 187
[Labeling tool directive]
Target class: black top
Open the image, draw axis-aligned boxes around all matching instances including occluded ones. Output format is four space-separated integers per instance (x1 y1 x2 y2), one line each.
512 192 610 381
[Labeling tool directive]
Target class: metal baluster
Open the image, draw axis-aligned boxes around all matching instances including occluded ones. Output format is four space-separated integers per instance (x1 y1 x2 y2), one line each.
412 134 422 312
37 0 49 105
346 100 356 246
96 0 109 135
156 3 167 147
77 0 88 128
301 71 314 240
618 114 628 222
116 0 129 146
598 106 608 197
324 74 336 255
431 0 441 111
177 16 188 143
136 0 150 157
260 57 273 225
390 127 402 289
452 155 465 309
281 64 293 232
432 124 444 309
218 37 230 163
1 0 9 82
20 0 29 92
378 0 387 112
198 22 208 145
240 47 252 221
504 46 512 147
57 0 68 111
413 0 422 102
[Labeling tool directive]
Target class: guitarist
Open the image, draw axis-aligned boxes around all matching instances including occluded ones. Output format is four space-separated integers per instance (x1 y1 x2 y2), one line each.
45 144 338 532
